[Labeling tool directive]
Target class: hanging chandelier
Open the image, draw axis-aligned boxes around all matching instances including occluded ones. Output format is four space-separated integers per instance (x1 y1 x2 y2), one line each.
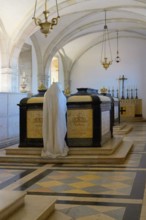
101 10 112 70
115 31 121 63
32 0 60 37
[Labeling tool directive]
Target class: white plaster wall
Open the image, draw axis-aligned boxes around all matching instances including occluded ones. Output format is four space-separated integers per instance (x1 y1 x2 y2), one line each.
0 93 27 145
19 49 32 92
70 38 146 118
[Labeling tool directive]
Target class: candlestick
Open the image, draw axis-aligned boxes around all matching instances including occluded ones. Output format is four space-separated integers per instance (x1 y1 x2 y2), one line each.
135 88 138 99
116 89 118 98
126 88 129 99
112 88 114 97
119 75 127 99
131 88 133 99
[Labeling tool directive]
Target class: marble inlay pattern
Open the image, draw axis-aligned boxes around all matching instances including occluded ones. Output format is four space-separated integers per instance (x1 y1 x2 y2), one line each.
52 204 126 220
0 122 146 219
27 170 136 196
0 169 29 189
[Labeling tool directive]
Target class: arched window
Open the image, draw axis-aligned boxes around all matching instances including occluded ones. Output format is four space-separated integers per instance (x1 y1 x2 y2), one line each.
50 57 59 84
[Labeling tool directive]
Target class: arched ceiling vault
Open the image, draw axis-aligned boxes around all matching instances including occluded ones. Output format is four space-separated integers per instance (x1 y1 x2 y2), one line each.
0 0 146 66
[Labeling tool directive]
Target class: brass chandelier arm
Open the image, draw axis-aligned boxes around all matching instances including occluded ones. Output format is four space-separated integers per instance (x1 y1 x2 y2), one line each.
32 0 42 25
33 17 42 26
51 0 60 29
51 17 59 27
52 14 60 27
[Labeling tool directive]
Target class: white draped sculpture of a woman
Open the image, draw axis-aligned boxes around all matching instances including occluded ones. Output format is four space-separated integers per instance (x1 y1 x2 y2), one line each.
41 82 69 158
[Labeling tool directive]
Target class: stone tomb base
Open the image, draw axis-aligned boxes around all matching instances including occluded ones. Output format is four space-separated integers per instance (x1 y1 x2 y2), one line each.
113 123 133 135
3 137 133 164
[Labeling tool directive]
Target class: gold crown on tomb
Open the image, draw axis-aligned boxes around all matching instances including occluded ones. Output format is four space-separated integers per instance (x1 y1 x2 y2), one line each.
38 82 47 91
100 87 108 93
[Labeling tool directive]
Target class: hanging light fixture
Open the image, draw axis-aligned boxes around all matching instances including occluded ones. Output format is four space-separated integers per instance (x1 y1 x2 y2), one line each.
115 31 121 63
32 0 60 37
101 10 112 70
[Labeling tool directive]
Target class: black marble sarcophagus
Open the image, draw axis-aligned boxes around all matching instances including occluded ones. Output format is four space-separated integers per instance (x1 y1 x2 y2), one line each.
18 90 46 147
66 88 112 147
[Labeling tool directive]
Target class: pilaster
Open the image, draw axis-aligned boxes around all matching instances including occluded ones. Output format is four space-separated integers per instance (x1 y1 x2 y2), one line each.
0 67 19 92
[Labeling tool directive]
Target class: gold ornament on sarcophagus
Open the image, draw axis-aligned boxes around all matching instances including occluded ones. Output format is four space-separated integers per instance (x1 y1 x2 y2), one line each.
27 110 43 138
67 109 93 138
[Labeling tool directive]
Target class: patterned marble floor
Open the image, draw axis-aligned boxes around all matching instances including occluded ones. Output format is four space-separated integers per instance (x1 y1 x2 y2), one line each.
0 122 146 219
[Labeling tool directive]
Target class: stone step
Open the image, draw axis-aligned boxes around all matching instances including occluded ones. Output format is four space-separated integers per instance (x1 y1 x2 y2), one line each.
7 195 56 220
113 123 127 131
69 137 123 155
0 190 26 220
6 147 41 156
120 117 145 122
6 138 123 156
113 125 133 135
1 141 133 164
104 141 133 163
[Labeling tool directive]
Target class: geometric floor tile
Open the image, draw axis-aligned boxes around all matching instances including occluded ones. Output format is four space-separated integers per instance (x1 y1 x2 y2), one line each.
28 170 136 196
0 122 146 220
0 169 25 184
56 205 125 220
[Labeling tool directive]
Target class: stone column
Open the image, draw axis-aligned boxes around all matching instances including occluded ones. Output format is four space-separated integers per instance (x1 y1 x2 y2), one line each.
64 78 71 95
11 66 19 92
0 68 13 92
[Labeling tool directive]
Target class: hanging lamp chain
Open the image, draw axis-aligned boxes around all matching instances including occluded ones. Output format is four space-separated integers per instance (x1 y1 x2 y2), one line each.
115 30 121 63
117 31 119 53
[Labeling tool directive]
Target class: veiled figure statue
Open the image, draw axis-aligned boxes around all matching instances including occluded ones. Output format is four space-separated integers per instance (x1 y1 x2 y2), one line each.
41 82 69 158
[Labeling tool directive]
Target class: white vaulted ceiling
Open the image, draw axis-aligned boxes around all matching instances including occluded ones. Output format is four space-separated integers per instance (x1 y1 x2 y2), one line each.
0 0 146 61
